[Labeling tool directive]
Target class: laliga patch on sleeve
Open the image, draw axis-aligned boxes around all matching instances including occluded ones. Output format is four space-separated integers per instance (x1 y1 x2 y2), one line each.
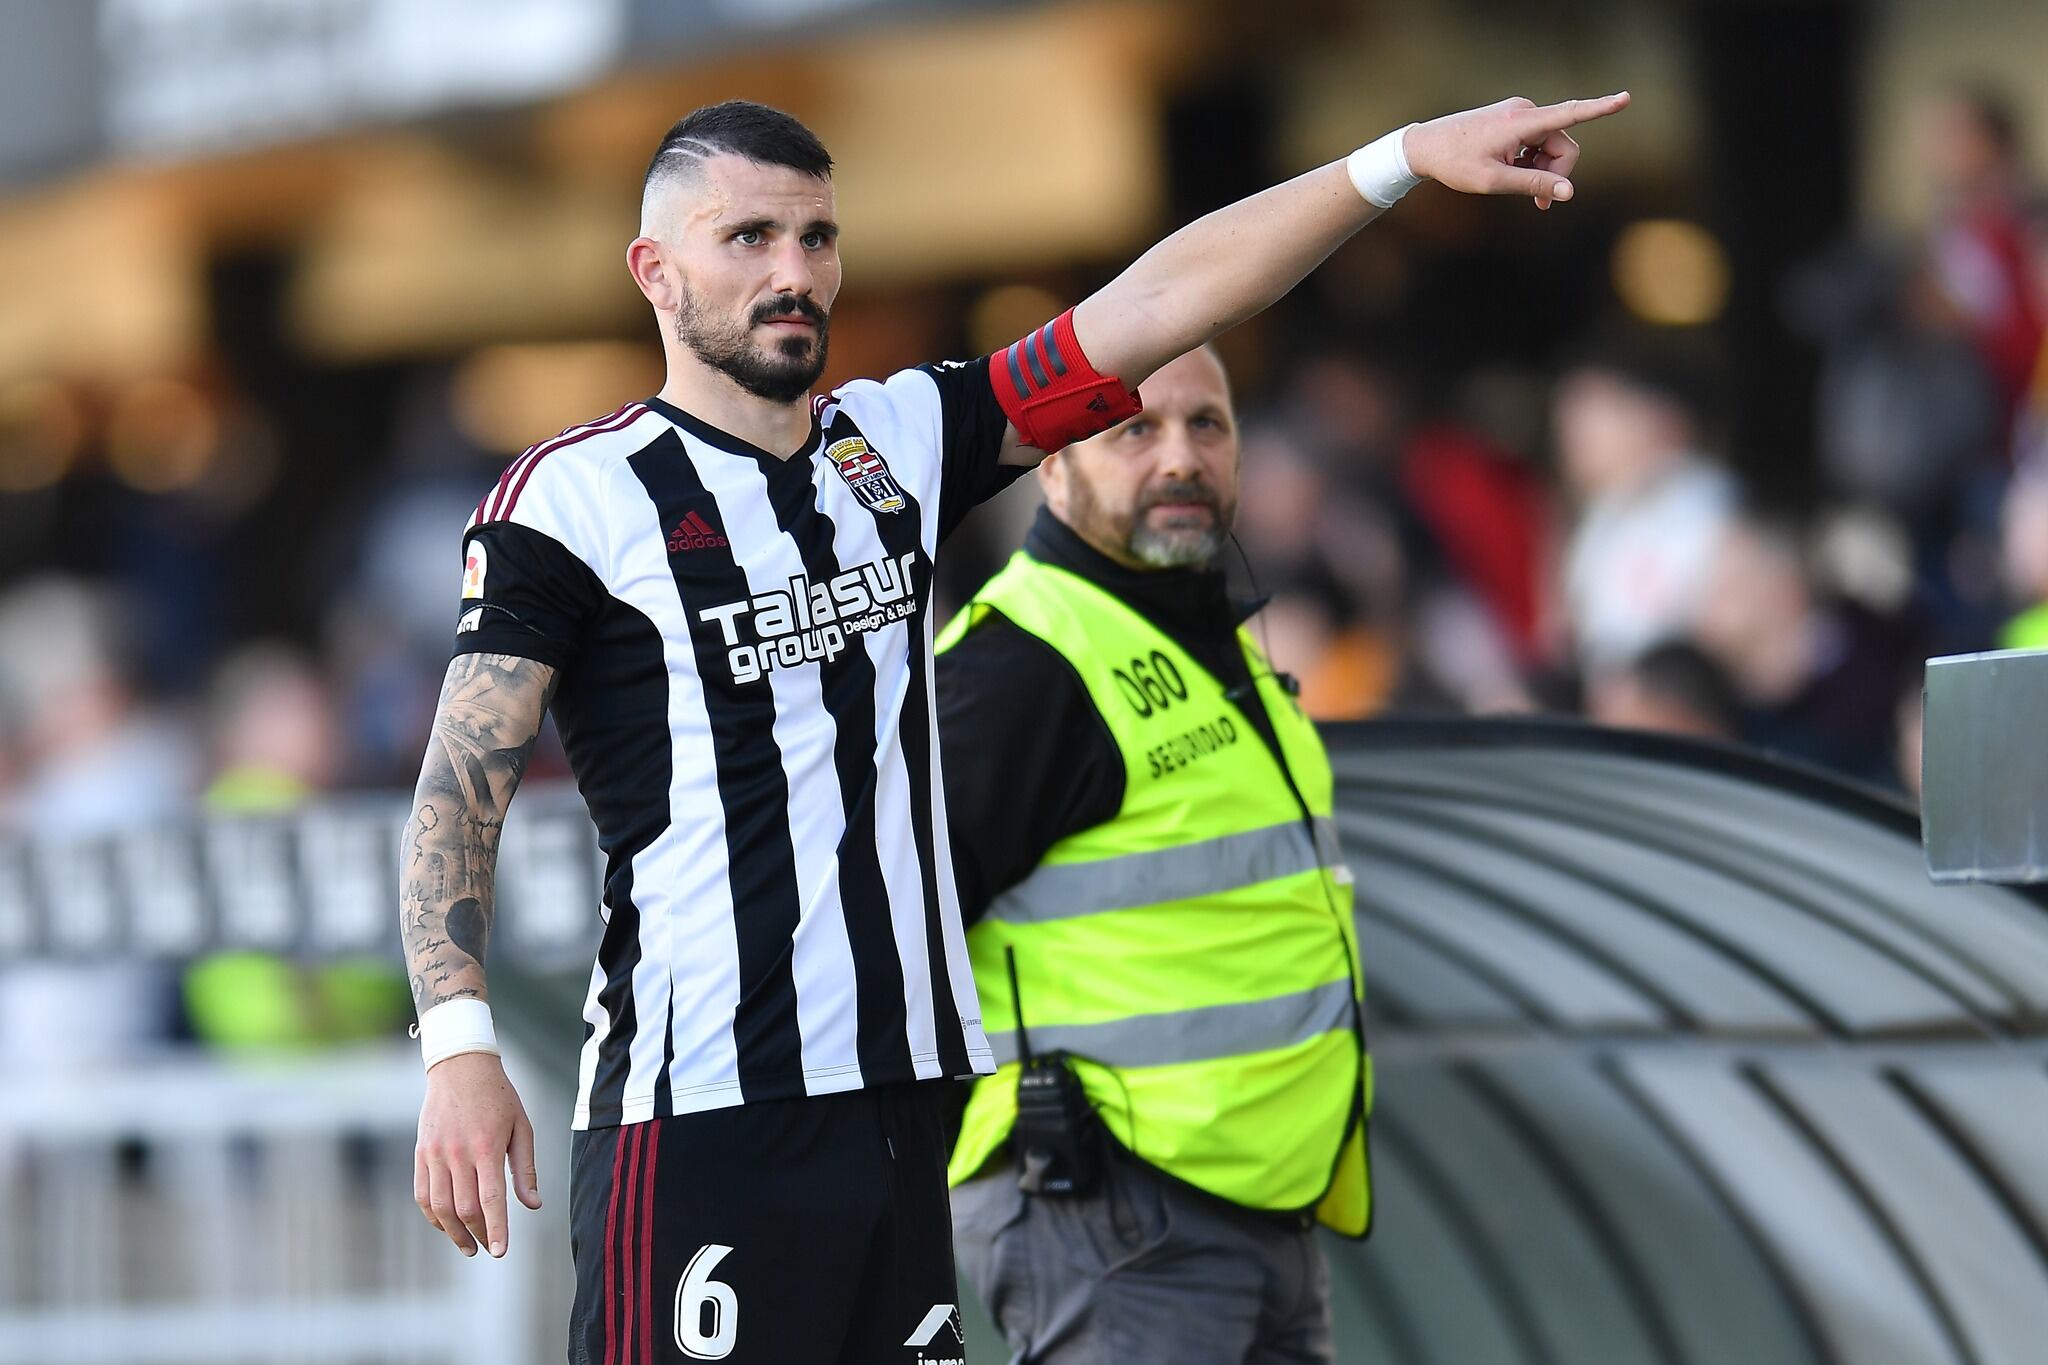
461 540 488 600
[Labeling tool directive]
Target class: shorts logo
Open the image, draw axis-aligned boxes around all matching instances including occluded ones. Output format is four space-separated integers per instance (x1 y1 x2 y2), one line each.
906 1303 965 1364
828 436 906 514
461 541 488 599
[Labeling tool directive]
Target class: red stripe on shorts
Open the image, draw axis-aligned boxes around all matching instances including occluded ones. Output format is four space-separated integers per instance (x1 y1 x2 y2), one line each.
639 1123 660 1364
620 1123 646 1362
602 1126 628 1365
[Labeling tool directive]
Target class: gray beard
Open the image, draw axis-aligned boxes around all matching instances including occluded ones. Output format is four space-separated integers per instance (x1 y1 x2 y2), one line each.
1129 521 1226 568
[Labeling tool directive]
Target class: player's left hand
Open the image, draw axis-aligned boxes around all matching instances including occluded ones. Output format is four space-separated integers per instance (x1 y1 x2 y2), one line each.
1404 91 1631 211
414 1051 542 1259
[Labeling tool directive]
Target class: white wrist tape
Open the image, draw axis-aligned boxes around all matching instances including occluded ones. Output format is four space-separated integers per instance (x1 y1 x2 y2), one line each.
414 999 500 1071
1347 124 1423 208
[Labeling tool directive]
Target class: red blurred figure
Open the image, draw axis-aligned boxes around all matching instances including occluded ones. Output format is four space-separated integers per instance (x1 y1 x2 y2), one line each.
1918 88 2045 431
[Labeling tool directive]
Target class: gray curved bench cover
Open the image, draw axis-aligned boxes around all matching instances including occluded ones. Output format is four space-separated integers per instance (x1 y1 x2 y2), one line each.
1327 720 2048 1365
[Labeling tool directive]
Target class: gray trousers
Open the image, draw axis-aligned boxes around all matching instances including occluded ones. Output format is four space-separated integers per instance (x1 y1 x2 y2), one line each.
952 1155 1334 1365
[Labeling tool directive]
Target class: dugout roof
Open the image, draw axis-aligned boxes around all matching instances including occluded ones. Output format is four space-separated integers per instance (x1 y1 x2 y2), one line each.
1326 719 2048 1365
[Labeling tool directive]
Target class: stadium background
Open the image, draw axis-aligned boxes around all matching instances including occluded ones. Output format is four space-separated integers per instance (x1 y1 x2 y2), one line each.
3 1 2048 1361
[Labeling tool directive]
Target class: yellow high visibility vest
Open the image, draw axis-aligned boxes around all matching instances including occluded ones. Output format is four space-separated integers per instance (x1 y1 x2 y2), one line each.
938 551 1372 1235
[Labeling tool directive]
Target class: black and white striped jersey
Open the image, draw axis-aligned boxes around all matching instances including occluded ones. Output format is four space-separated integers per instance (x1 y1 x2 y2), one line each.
453 359 1020 1129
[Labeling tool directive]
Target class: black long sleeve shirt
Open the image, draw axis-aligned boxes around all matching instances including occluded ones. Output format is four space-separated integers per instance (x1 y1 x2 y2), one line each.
937 508 1282 924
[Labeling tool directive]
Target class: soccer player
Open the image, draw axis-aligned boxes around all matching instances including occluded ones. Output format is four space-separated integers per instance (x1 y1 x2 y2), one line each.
399 92 1627 1364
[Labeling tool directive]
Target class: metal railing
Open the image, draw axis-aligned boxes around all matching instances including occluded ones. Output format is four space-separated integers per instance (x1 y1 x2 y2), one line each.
0 1045 567 1364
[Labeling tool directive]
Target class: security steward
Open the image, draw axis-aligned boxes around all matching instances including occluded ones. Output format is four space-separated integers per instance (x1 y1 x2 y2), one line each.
936 347 1370 1365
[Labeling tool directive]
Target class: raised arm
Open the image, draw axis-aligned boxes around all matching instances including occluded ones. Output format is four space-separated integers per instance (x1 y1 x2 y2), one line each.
1072 91 1631 390
401 650 556 1259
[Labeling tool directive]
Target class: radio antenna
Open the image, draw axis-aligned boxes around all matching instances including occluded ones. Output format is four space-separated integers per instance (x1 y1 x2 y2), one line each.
1005 946 1036 1064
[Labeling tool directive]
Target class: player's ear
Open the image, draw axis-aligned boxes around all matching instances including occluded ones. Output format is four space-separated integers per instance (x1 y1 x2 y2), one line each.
626 237 675 309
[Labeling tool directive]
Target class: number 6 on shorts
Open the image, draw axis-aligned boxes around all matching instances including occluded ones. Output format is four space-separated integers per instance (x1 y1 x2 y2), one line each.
675 1244 738 1360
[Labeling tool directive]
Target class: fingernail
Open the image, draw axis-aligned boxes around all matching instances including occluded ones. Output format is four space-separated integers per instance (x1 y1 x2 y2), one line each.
1554 181 1574 200
490 1240 505 1258
462 1245 476 1257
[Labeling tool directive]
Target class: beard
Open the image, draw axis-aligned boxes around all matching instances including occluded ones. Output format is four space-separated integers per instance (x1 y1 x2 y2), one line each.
673 288 829 404
1069 469 1234 569
1130 478 1233 567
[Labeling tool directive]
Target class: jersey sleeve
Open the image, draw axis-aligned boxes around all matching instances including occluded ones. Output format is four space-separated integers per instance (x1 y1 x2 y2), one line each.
451 521 605 667
453 448 615 667
917 356 1019 536
919 356 1028 539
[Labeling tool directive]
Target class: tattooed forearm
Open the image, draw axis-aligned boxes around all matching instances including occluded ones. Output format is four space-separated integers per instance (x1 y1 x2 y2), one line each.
445 898 488 963
399 652 557 1014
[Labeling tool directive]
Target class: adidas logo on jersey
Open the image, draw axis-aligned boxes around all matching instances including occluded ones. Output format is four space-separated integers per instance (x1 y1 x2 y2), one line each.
668 510 729 552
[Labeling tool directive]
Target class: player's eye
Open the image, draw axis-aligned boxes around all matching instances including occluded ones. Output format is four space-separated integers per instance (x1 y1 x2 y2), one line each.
734 229 764 246
801 231 826 249
1120 420 1152 439
1192 415 1226 432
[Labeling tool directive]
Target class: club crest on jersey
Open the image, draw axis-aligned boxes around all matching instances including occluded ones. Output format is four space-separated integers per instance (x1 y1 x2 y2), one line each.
828 436 905 514
462 541 488 599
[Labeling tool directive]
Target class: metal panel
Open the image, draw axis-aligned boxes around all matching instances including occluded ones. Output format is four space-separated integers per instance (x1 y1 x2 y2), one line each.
1924 650 2048 882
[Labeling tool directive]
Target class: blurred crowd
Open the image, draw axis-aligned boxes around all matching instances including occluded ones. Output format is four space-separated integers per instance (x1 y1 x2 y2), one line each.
1222 83 2048 801
0 85 2044 869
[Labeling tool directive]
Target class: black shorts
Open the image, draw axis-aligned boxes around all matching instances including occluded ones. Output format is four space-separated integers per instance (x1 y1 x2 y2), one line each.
567 1082 966 1365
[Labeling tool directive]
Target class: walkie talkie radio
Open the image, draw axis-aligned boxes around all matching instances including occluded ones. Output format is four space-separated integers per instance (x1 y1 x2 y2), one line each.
1005 946 1102 1197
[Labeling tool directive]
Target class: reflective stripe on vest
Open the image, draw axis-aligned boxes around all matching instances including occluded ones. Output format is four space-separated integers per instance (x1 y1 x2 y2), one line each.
987 977 1355 1068
989 816 1350 924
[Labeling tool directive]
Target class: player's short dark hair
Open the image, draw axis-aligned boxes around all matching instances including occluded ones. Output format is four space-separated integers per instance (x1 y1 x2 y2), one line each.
644 101 833 195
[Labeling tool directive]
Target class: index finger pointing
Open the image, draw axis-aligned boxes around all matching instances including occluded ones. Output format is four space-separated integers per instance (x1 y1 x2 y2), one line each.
1517 90 1631 135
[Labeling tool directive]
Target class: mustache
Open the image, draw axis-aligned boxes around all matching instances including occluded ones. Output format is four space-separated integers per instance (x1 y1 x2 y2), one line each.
1138 478 1220 512
751 294 827 327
